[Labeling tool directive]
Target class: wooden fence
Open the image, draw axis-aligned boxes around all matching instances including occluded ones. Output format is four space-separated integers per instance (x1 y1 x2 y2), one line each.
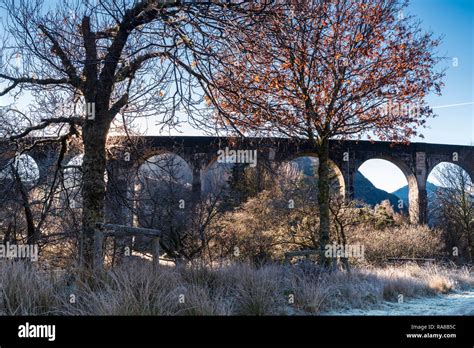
385 257 436 265
94 222 161 270
283 249 322 264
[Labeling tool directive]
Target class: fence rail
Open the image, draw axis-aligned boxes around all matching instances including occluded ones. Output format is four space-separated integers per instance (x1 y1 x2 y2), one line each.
385 257 436 264
284 249 322 263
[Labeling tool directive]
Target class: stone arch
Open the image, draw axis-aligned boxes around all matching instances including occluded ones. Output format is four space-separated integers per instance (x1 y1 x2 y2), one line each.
133 152 193 227
201 159 235 196
0 153 40 186
285 152 346 198
124 150 193 194
103 150 195 227
135 152 193 187
427 161 473 198
200 150 269 197
427 160 473 185
356 155 420 223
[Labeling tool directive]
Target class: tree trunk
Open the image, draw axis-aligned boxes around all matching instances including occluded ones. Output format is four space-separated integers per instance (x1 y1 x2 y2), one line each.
317 138 331 267
80 120 109 270
12 165 37 244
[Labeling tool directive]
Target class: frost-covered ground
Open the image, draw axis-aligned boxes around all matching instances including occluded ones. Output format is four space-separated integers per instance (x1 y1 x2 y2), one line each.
324 289 474 316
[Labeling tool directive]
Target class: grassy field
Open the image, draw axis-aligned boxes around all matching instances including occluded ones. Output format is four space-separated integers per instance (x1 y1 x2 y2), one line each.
0 260 472 315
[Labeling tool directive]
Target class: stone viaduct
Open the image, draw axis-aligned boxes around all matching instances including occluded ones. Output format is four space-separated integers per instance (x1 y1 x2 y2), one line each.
2 136 473 225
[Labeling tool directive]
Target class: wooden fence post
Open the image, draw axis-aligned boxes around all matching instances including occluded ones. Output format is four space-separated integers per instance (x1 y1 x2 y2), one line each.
152 237 161 268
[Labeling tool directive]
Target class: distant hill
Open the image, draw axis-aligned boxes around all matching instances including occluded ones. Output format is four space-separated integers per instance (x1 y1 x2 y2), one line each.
391 181 440 207
353 171 406 212
292 158 409 212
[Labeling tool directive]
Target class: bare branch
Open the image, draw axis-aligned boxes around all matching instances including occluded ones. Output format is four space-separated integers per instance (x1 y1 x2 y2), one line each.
9 116 84 140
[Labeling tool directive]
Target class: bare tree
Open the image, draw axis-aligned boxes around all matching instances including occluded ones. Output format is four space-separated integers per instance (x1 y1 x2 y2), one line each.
133 153 228 264
0 0 263 270
329 195 366 271
0 143 82 268
431 164 473 263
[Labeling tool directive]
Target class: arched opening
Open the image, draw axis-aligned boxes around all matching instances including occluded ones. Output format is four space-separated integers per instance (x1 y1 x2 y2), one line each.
356 158 414 217
427 162 473 262
0 154 40 186
428 162 473 189
132 153 193 259
202 154 346 208
284 155 345 197
201 160 235 197
201 154 272 205
427 162 473 218
134 153 192 230
0 154 41 245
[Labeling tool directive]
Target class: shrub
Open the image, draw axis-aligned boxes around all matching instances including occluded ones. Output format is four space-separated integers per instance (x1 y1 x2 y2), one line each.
347 224 445 266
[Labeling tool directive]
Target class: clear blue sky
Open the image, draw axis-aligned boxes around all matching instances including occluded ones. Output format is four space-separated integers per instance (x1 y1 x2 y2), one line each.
360 0 473 192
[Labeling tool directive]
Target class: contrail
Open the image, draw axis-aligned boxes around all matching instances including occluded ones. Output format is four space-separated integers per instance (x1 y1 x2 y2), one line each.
432 102 474 109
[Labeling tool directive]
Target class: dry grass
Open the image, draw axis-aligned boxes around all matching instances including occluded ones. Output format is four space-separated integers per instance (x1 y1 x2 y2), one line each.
0 261 64 315
0 260 472 316
347 224 445 266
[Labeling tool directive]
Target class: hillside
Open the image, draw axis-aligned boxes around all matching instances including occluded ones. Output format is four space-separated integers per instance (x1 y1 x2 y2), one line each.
292 157 408 211
354 171 405 212
391 181 440 207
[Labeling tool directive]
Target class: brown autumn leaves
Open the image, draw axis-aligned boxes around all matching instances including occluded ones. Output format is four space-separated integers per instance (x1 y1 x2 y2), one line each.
205 0 444 265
